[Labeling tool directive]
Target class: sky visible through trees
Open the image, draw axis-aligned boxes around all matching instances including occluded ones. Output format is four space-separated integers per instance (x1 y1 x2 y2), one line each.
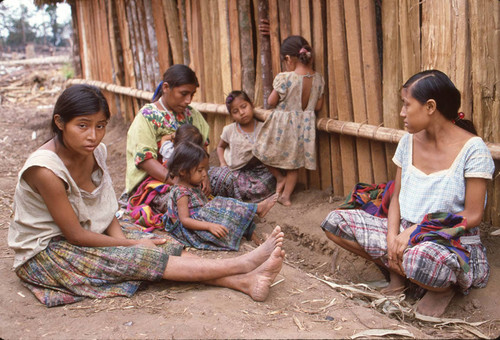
0 0 71 49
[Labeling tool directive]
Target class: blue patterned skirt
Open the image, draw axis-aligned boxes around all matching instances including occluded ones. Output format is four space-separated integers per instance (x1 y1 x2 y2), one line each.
164 196 257 251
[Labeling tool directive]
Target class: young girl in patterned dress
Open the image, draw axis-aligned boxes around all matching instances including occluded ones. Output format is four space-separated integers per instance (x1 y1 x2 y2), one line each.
253 35 325 206
165 142 278 251
209 90 276 202
320 70 495 317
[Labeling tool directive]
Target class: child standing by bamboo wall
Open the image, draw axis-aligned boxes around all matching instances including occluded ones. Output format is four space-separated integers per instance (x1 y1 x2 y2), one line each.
253 35 325 206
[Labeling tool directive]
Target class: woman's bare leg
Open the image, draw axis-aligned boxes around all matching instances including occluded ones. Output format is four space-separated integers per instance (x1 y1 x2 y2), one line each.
278 169 299 206
163 226 284 281
204 247 285 301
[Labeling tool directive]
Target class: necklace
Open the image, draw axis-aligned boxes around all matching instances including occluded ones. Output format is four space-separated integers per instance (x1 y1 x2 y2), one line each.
158 97 169 112
237 120 257 144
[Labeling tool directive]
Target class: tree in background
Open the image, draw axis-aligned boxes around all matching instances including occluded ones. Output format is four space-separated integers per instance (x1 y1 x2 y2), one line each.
2 4 37 51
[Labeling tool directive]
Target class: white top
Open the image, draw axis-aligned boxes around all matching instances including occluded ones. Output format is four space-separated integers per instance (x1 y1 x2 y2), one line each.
159 140 174 161
8 143 118 269
221 120 263 170
393 134 495 224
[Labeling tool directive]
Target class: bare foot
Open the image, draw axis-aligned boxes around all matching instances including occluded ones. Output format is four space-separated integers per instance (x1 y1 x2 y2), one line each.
256 193 278 217
416 288 455 317
248 247 285 302
381 272 406 296
241 225 284 270
277 195 291 206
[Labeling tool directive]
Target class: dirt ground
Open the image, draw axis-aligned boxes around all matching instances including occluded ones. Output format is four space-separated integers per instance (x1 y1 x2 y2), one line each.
0 63 499 339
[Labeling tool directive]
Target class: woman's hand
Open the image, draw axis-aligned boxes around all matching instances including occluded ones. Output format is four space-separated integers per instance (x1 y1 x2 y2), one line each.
135 238 166 248
208 223 228 238
387 224 417 276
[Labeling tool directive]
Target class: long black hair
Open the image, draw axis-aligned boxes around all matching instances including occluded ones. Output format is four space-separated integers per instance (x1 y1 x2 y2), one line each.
166 141 208 180
51 84 110 146
152 64 199 102
403 70 477 135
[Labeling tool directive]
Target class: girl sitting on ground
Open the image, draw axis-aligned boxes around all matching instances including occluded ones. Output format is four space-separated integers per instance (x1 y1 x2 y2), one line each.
320 70 495 317
165 141 278 250
209 90 276 202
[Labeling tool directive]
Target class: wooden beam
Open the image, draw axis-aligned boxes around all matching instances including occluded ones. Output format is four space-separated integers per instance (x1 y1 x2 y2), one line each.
344 0 373 184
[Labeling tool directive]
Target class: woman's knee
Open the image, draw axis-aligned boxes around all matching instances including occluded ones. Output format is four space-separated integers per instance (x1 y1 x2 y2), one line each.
403 244 456 289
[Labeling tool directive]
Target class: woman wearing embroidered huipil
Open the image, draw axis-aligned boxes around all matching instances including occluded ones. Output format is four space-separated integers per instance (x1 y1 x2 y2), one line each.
125 65 210 230
320 70 495 317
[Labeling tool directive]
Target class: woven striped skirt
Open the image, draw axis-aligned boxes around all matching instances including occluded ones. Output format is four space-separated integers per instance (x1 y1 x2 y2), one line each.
209 164 276 203
15 226 184 307
321 209 489 293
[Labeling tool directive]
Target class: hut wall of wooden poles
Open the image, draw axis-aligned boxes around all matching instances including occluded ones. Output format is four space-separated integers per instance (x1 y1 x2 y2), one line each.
61 0 499 224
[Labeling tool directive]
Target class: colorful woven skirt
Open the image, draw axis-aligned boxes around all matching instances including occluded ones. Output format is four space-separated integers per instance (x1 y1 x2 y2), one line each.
15 227 184 307
164 196 257 251
209 164 276 203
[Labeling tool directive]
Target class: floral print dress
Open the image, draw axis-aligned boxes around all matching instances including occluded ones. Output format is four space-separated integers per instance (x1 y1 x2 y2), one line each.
253 71 324 170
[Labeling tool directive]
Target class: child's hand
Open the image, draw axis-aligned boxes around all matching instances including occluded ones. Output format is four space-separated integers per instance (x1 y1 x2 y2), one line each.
208 223 229 238
135 238 166 248
201 176 212 196
259 19 270 36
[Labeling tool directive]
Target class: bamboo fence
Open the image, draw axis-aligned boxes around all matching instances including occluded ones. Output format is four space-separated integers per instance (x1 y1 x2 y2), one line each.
59 0 499 224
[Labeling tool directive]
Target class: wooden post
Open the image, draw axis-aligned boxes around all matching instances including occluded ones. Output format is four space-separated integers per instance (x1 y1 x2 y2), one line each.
162 0 184 65
268 0 281 76
277 0 291 41
115 0 138 119
310 0 328 190
289 0 300 35
344 0 374 184
328 0 357 195
325 0 343 196
399 0 420 82
258 0 273 109
239 0 255 101
228 0 242 91
69 1 82 78
151 0 171 76
178 0 190 65
360 0 387 183
470 0 500 225
382 0 401 181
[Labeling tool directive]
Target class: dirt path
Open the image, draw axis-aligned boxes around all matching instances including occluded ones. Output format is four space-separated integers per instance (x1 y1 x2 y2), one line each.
0 65 499 339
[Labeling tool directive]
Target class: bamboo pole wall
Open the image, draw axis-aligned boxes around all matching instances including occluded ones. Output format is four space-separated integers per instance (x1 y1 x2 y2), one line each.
72 0 500 225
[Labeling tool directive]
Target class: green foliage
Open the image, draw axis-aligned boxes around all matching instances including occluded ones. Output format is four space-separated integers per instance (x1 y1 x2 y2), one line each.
60 62 75 79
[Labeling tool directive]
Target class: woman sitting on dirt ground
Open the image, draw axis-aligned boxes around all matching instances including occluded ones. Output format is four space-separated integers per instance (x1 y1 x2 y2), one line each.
124 64 210 229
320 70 494 317
8 84 285 307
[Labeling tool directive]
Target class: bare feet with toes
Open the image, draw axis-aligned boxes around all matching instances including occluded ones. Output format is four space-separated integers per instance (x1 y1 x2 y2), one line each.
257 193 279 218
242 225 284 271
247 246 285 301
